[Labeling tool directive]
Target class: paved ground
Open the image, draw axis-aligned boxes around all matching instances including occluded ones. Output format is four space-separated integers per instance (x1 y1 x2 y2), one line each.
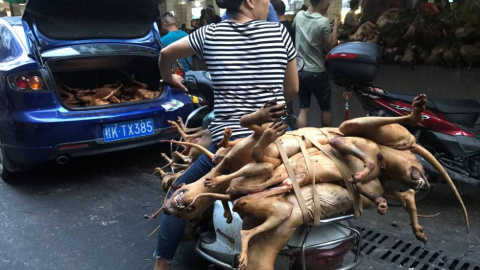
0 65 479 270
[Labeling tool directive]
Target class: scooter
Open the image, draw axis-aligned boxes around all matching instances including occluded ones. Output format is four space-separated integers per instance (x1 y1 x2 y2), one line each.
325 42 480 194
171 68 364 270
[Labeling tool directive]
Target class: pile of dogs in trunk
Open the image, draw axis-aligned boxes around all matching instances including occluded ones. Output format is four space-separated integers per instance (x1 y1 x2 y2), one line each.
58 74 161 107
151 94 469 270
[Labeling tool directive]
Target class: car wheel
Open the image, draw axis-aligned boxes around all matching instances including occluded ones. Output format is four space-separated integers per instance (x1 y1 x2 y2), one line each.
0 143 19 185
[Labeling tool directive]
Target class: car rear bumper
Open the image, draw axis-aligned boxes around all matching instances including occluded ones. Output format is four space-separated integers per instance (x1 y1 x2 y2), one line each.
0 93 194 171
2 125 180 172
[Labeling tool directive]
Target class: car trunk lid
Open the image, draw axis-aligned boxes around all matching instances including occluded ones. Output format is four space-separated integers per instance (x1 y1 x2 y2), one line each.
22 0 159 54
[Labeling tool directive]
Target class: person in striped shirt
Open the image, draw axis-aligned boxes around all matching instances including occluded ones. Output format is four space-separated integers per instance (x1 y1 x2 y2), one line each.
153 0 298 269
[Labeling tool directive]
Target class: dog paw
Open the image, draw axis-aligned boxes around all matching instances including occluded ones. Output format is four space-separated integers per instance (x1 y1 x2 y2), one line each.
204 176 224 188
238 253 248 270
264 122 287 142
223 127 232 138
414 225 427 243
377 201 388 215
204 177 216 188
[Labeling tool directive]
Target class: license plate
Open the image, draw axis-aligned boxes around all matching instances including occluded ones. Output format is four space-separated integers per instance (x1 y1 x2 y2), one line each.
103 118 154 143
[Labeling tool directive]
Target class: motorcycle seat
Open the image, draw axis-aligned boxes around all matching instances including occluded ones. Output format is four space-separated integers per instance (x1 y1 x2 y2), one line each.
389 93 480 127
388 93 480 114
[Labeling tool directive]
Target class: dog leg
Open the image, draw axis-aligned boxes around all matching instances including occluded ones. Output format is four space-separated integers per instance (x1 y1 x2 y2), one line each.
172 151 191 164
329 137 376 183
234 186 293 270
221 200 233 224
217 127 232 148
204 162 275 188
177 116 202 134
252 122 287 167
385 188 428 243
354 182 388 215
339 94 427 136
167 120 202 142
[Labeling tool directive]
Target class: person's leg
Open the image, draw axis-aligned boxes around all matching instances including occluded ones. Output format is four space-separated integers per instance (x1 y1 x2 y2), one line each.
311 72 332 127
297 71 312 128
153 142 218 270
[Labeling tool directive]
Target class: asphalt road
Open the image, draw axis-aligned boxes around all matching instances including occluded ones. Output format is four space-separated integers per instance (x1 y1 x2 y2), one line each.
0 65 479 270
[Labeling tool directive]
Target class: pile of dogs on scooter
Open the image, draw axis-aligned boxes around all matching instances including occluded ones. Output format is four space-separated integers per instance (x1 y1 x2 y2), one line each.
151 94 469 270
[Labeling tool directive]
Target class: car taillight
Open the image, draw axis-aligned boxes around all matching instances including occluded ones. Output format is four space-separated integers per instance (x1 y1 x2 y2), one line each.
9 72 46 92
326 53 358 60
28 76 44 90
14 75 29 89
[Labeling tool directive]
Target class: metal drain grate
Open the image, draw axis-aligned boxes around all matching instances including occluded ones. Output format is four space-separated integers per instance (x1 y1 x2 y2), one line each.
353 223 480 270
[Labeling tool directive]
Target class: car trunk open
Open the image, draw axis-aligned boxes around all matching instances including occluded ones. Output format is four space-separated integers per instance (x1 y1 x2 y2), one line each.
22 0 158 53
47 54 165 109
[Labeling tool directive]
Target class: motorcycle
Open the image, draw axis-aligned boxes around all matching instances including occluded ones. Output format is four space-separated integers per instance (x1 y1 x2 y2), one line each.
325 42 480 197
163 63 364 270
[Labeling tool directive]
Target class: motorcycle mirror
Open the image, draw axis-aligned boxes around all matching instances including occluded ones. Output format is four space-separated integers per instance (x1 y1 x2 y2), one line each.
296 56 305 72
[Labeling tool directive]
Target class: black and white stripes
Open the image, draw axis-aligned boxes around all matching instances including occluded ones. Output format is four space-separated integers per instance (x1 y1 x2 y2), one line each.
189 20 296 142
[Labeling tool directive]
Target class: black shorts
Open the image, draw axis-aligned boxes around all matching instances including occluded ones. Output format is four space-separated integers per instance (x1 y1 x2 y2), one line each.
298 71 332 111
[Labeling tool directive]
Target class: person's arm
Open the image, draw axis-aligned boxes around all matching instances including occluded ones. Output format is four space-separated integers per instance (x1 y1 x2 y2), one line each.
283 59 299 103
159 36 196 92
324 19 340 53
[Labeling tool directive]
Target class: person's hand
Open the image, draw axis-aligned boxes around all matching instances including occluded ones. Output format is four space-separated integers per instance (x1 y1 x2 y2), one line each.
254 102 285 125
168 74 188 92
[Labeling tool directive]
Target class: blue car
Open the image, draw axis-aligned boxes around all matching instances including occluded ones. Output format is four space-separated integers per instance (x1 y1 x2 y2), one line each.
0 0 194 182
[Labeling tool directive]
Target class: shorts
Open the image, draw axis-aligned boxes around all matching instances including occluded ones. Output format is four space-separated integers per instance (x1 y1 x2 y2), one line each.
298 71 332 111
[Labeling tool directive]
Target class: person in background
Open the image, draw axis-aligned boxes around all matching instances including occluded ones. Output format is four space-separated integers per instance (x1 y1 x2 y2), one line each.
360 0 386 24
180 23 188 33
221 1 279 22
199 8 209 26
272 0 295 43
152 0 298 269
294 0 340 128
159 13 193 72
206 4 222 23
343 0 359 34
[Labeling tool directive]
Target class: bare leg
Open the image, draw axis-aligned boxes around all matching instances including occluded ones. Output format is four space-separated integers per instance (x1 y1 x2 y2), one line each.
153 258 169 270
321 110 332 127
297 108 309 128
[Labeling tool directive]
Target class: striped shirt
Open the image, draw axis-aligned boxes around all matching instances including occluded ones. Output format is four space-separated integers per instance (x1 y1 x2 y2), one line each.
188 20 297 142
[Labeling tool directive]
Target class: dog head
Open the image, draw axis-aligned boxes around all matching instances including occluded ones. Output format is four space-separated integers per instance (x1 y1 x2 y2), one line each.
381 147 430 190
162 170 223 220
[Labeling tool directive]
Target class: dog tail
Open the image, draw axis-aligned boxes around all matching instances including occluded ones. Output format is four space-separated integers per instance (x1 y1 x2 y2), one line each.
411 143 469 233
